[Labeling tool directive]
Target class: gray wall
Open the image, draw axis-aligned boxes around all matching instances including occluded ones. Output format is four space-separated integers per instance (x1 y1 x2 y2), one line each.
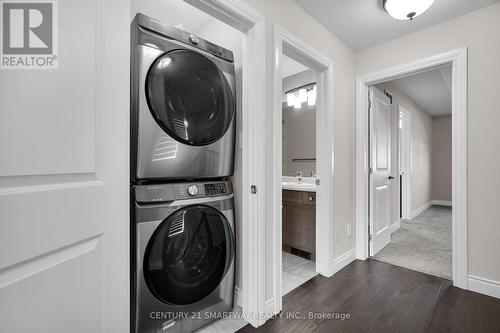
282 70 316 177
375 82 433 224
432 115 452 202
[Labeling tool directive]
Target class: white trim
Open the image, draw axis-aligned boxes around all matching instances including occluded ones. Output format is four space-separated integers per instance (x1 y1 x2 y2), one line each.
234 286 242 308
265 298 275 315
390 220 401 234
432 200 452 207
355 48 468 290
468 275 500 299
410 201 432 220
333 249 356 274
185 0 266 327
272 25 335 317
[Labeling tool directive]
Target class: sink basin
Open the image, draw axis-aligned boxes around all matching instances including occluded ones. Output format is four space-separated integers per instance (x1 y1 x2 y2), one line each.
281 177 317 192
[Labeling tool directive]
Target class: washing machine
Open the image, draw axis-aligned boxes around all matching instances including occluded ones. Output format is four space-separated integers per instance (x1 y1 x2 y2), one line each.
131 180 235 333
131 13 236 182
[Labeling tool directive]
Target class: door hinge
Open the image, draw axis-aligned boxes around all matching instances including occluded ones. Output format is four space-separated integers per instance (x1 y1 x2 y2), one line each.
369 167 373 174
369 234 373 242
368 98 372 109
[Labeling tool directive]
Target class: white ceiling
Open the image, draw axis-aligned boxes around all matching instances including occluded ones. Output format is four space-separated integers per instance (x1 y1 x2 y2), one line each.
131 0 212 33
292 0 500 50
282 55 309 78
390 66 452 116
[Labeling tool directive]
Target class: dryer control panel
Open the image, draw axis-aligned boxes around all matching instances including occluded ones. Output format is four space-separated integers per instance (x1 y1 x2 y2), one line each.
205 183 227 196
134 180 232 204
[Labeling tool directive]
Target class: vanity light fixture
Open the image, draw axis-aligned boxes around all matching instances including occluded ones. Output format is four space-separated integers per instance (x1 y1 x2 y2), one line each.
383 0 435 21
285 82 316 109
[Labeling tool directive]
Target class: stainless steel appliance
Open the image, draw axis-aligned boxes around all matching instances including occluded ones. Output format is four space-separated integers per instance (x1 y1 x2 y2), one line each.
131 180 235 333
131 14 236 182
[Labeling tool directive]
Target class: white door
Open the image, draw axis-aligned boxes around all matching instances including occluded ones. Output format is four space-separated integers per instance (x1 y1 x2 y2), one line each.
369 87 392 256
0 0 130 332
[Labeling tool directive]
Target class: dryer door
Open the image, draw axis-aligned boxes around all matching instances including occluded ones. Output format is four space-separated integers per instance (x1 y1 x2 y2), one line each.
143 205 234 305
146 49 235 146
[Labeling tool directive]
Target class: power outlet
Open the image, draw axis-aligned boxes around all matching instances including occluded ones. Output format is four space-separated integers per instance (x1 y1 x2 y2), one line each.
347 223 352 237
334 228 339 241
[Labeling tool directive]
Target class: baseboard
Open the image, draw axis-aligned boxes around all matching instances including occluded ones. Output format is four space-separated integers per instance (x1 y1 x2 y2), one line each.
468 275 500 299
265 297 275 315
431 200 452 207
234 288 278 317
234 286 242 308
410 201 432 219
390 220 401 234
333 248 356 274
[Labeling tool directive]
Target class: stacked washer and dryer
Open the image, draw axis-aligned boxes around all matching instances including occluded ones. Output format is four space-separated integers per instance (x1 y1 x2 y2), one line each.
130 14 237 333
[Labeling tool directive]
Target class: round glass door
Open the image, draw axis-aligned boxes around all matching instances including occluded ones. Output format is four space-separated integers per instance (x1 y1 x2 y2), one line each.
143 205 234 305
146 49 235 146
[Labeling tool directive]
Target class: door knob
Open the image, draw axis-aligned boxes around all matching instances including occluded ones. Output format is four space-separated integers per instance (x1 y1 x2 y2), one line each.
388 176 395 180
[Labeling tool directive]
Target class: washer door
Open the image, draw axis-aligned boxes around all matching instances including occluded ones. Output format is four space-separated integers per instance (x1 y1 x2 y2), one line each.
146 49 235 146
143 205 234 305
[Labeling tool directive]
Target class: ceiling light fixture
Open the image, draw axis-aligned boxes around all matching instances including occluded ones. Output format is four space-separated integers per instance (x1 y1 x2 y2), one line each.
285 82 317 109
383 0 435 21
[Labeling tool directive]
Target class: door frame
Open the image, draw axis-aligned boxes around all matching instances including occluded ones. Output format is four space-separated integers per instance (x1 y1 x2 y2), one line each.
398 105 412 221
355 48 468 289
184 0 266 327
271 25 335 314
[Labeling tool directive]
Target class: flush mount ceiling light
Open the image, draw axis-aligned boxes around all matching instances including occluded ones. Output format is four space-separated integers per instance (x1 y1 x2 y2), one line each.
383 0 435 21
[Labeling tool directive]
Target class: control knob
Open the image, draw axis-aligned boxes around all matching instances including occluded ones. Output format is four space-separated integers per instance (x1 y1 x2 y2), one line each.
187 185 199 196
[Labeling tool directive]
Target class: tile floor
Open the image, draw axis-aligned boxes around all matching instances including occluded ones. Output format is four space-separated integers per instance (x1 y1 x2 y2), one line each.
282 251 317 295
194 307 247 333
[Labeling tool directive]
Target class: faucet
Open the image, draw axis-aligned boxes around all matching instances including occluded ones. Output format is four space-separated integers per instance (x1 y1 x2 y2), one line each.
295 171 303 184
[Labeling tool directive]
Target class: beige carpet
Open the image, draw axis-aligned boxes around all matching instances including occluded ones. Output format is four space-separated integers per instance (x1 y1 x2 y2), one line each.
373 205 452 280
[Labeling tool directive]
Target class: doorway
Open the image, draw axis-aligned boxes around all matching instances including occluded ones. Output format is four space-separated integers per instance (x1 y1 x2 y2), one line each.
280 55 319 295
271 26 335 315
368 67 453 280
355 49 468 289
134 0 267 327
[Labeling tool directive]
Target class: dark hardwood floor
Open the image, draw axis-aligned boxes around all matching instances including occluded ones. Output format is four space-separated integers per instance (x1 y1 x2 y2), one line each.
237 259 500 333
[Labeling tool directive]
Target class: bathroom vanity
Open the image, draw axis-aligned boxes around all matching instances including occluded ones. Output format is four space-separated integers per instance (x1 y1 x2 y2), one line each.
282 188 316 260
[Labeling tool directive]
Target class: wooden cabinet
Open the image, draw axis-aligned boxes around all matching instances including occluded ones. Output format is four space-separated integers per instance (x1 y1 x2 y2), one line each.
282 190 316 260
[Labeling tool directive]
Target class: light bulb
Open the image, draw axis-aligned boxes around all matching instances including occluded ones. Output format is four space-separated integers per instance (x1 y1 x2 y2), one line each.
299 88 307 103
286 93 295 107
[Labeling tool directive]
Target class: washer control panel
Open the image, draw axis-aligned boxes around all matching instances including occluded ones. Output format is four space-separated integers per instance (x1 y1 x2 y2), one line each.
205 183 227 196
187 185 199 196
134 181 232 203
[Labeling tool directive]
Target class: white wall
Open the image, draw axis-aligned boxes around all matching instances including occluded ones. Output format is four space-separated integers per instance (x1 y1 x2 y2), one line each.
357 3 500 283
432 115 452 202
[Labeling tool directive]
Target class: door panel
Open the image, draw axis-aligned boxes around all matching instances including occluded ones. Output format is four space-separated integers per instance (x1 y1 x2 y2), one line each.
0 0 130 332
369 87 392 256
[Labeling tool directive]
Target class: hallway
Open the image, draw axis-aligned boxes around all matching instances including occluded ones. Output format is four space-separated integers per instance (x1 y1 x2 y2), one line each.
374 206 452 279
